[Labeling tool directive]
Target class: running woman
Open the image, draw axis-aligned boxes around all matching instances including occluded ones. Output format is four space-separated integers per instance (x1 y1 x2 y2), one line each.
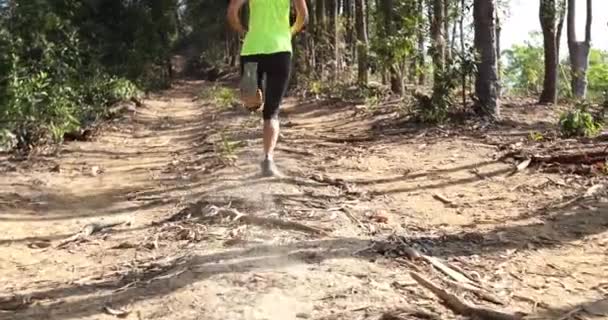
227 0 308 177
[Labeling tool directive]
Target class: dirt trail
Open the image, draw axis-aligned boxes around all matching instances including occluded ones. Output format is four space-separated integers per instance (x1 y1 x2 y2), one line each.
1 80 607 320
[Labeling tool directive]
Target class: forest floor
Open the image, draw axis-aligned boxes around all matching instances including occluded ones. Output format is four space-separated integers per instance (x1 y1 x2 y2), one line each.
1 78 607 320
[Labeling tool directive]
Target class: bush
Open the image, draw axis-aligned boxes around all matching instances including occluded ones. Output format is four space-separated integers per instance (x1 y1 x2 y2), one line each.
559 101 603 138
0 1 143 151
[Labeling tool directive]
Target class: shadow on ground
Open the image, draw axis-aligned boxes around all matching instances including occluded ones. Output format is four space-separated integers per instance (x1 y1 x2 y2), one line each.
4 195 606 320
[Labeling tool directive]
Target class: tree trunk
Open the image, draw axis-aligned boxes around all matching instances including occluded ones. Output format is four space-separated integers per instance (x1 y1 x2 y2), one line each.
417 0 426 85
450 0 458 55
539 0 562 104
567 0 592 99
316 0 326 78
495 9 502 96
355 0 369 85
431 0 446 74
473 0 500 118
380 0 402 94
443 0 451 61
329 0 339 82
460 0 466 106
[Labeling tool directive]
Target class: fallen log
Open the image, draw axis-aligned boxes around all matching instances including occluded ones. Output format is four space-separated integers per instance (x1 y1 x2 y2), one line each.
531 150 608 165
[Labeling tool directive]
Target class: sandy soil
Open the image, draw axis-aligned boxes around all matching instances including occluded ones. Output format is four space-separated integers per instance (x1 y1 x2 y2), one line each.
0 80 606 320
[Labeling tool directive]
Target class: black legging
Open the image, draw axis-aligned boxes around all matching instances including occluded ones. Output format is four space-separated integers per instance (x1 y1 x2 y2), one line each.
240 52 291 120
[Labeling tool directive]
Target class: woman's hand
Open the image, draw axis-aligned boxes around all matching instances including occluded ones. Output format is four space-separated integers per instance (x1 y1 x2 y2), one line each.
291 0 309 36
227 0 247 34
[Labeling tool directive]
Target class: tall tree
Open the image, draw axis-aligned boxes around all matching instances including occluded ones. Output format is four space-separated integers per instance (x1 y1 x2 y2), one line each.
379 0 403 94
355 0 369 85
315 0 326 77
567 0 592 99
430 0 446 74
473 0 500 118
328 0 339 81
459 0 467 105
416 0 426 85
539 0 566 104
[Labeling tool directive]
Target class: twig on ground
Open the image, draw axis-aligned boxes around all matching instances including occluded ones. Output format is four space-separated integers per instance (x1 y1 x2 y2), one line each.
340 206 367 231
444 278 505 305
432 193 457 208
556 306 583 320
410 272 525 320
56 221 127 248
419 253 476 286
380 308 441 320
206 206 330 236
511 294 550 309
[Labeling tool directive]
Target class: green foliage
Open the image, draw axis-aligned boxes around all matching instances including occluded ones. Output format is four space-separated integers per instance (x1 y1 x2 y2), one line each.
200 86 238 110
528 131 545 142
559 101 603 138
370 2 419 83
417 48 475 124
587 50 608 100
503 32 608 101
503 34 544 95
0 0 175 150
214 131 243 166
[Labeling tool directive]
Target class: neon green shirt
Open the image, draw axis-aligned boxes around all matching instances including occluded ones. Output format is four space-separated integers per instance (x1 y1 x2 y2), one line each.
241 0 292 56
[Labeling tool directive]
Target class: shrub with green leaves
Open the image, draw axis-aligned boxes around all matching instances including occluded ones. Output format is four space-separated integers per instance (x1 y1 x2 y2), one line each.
0 0 143 150
559 101 603 138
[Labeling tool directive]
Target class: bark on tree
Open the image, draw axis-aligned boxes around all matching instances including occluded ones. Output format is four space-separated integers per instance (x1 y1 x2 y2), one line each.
460 0 466 106
473 0 500 118
539 0 566 104
495 8 502 95
344 0 356 66
567 0 592 99
316 0 326 77
355 0 369 85
329 0 339 81
431 0 446 74
417 0 426 85
380 0 402 94
444 0 451 61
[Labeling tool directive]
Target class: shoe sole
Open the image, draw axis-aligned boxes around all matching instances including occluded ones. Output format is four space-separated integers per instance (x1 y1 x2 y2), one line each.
240 62 259 98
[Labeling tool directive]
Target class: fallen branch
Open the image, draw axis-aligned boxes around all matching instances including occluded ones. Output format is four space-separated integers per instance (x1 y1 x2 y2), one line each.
207 207 330 236
380 308 440 320
340 206 367 231
56 221 126 248
410 272 524 320
556 306 583 320
424 255 476 285
444 278 505 306
432 193 457 208
0 294 33 311
503 148 608 166
309 174 348 188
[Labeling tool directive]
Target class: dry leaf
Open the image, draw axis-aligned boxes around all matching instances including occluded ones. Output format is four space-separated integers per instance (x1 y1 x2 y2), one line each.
516 158 532 171
104 305 131 318
28 240 52 249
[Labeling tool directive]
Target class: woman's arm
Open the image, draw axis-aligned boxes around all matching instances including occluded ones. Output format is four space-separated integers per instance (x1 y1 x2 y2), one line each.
291 0 309 35
227 0 247 34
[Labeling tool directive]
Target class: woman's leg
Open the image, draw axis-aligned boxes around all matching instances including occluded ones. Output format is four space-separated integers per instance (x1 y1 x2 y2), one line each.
239 55 264 109
259 52 292 176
